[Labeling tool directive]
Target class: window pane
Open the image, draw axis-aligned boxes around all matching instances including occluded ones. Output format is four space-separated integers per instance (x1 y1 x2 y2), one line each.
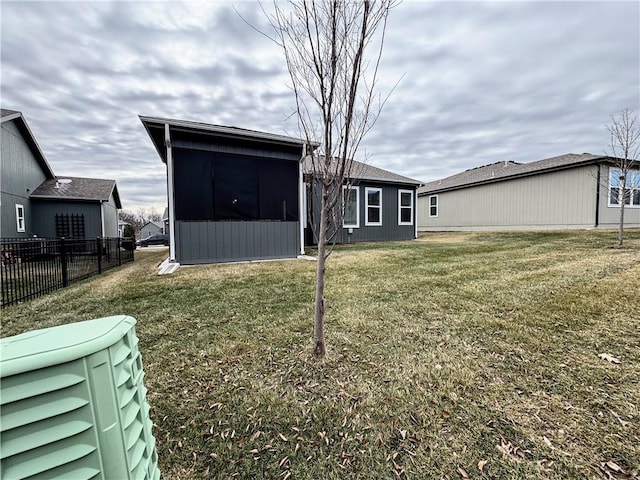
633 189 640 206
610 169 621 187
623 188 632 205
400 192 411 207
343 188 357 225
368 207 380 223
400 207 412 223
368 190 380 206
610 187 619 205
430 196 437 206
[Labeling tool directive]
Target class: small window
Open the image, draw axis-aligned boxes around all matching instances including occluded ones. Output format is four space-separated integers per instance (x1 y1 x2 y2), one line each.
365 187 382 226
429 195 438 217
398 189 413 225
16 204 25 233
342 186 359 228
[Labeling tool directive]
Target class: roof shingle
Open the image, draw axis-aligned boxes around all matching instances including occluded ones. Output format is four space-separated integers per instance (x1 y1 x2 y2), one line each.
31 177 121 207
303 157 422 186
418 153 607 195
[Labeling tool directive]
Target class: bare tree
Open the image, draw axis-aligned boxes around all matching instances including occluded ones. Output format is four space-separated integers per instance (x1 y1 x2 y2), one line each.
267 0 397 358
606 109 640 247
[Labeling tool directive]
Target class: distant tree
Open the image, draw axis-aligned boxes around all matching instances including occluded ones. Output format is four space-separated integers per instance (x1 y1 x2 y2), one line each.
605 109 640 247
267 0 397 358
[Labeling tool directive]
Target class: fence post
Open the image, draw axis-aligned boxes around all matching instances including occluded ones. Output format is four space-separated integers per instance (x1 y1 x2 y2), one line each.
96 237 102 274
117 237 122 266
60 238 68 287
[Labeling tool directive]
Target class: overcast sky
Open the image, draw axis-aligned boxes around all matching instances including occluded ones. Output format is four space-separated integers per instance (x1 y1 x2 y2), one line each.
2 1 638 212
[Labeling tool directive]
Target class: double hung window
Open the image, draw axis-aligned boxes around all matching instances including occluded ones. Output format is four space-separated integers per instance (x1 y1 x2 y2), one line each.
342 186 359 228
398 190 413 225
365 187 382 226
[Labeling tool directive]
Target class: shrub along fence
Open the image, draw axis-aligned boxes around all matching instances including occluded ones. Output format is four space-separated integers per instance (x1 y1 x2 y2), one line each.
0 237 134 308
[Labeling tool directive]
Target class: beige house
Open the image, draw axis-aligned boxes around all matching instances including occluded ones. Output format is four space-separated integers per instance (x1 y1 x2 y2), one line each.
417 153 640 231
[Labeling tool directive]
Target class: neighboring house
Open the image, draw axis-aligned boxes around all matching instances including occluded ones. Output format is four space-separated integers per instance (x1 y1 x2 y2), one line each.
140 115 311 265
303 158 422 244
30 177 122 238
417 153 640 231
140 221 163 239
161 207 169 234
1 109 122 238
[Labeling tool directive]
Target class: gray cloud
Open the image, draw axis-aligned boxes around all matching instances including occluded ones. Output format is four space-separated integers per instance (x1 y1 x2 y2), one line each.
1 1 638 210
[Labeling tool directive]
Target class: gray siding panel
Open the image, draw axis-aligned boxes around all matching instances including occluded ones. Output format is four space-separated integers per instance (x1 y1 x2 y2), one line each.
176 221 300 264
1 120 49 237
172 139 300 161
418 166 601 231
31 201 102 238
102 193 119 237
309 183 417 244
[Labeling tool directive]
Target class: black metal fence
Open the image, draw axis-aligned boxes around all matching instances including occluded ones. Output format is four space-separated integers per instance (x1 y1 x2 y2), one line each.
1 237 134 308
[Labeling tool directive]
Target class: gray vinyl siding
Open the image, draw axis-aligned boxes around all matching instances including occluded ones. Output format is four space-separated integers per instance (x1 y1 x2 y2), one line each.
307 182 417 244
102 193 119 237
418 165 598 231
1 120 49 237
31 201 103 238
175 221 300 264
337 183 416 243
597 164 640 228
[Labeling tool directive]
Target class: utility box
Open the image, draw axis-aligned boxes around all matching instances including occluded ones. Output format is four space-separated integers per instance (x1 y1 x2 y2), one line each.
0 316 160 479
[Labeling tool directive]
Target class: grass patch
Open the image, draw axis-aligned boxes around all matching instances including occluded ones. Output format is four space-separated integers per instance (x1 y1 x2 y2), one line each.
2 231 639 479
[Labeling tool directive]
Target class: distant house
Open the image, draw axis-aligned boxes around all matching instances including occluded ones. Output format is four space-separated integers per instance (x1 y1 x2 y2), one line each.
140 116 311 265
161 207 169 235
140 221 163 239
417 153 640 231
1 109 122 238
303 158 422 244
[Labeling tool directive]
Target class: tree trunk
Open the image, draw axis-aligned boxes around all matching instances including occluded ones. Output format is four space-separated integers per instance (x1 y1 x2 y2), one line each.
313 185 329 358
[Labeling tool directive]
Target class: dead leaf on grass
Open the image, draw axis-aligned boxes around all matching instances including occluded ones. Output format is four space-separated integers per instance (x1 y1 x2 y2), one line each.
478 460 488 471
537 459 554 473
496 438 528 460
598 353 621 364
457 466 470 479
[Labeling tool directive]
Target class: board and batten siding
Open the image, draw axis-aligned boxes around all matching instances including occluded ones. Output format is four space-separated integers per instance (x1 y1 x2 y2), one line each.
1 120 49 238
31 201 103 238
418 165 599 231
336 183 416 243
175 221 300 264
597 165 640 228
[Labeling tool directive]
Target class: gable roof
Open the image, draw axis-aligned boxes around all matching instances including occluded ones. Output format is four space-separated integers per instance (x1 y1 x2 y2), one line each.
1 109 55 179
303 157 422 186
139 115 315 163
30 176 122 208
418 153 613 195
142 221 163 229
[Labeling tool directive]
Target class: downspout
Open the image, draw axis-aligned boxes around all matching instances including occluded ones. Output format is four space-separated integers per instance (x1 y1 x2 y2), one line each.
100 201 106 237
594 164 601 228
299 143 306 255
165 123 176 262
414 189 418 239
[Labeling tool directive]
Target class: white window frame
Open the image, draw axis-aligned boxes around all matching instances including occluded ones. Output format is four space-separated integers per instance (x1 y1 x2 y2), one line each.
608 168 640 208
398 189 414 225
429 195 439 217
365 187 382 226
342 185 359 228
15 204 26 233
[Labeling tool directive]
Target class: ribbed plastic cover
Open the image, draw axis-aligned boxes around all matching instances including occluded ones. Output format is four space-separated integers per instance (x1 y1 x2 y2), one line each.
0 316 160 480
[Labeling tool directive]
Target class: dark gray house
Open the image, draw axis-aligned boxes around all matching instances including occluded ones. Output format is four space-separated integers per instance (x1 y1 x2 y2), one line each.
303 158 423 244
140 116 312 265
1 109 122 238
